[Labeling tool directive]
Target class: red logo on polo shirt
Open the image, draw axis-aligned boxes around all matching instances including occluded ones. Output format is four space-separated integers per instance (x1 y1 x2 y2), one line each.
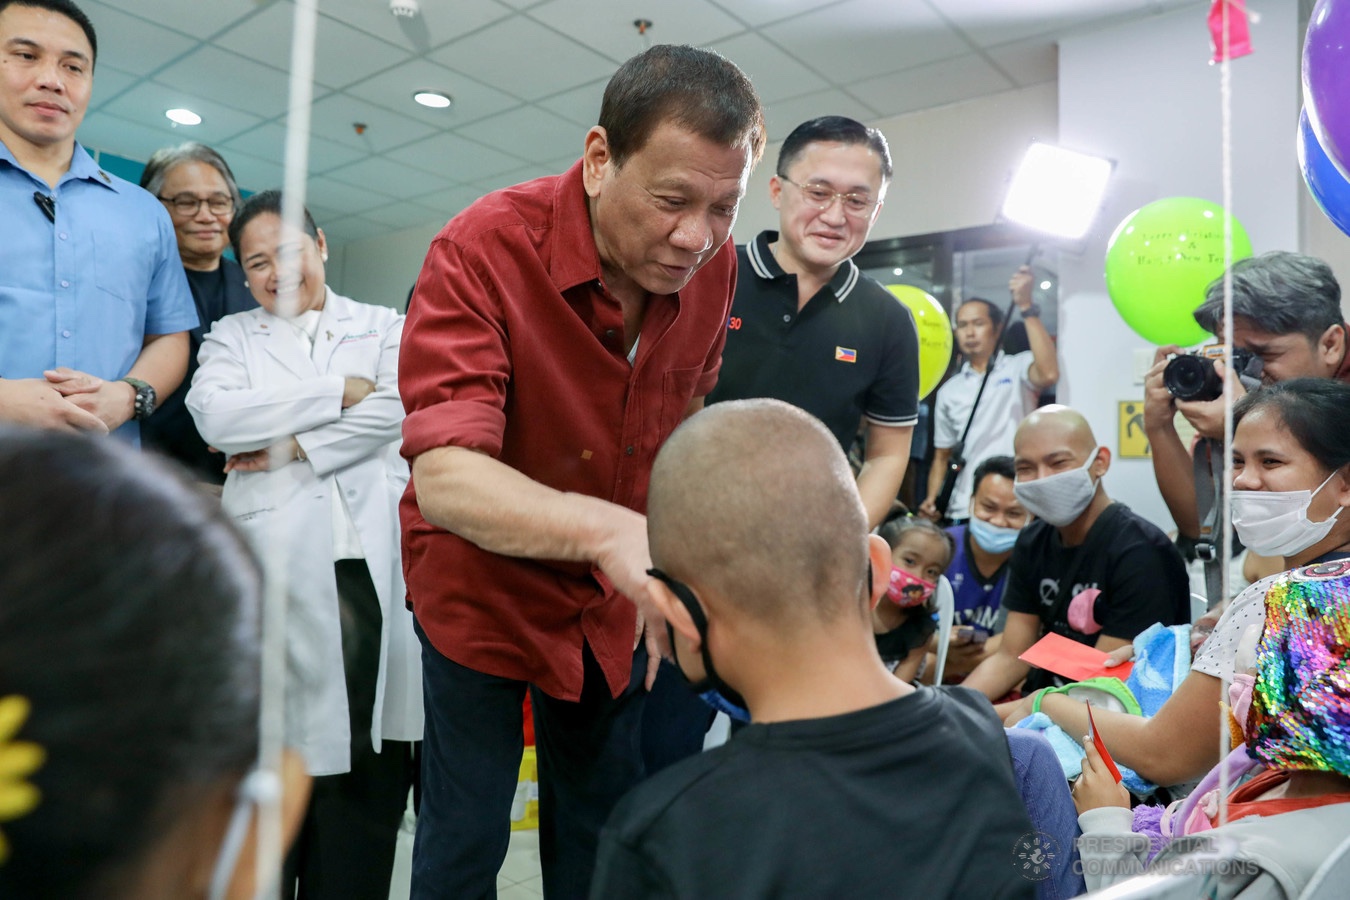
835 346 857 363
728 316 743 331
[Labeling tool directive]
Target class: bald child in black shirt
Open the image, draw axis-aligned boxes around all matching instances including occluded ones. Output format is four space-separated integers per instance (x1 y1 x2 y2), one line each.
591 399 1036 899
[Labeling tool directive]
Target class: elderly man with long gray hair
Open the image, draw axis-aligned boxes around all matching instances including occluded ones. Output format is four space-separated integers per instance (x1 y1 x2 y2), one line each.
138 141 256 483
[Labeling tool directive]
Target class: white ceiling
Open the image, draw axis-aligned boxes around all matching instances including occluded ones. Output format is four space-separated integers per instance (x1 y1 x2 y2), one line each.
76 0 1200 246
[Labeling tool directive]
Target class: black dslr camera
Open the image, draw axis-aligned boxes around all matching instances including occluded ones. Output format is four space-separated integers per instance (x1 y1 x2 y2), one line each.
1163 346 1262 402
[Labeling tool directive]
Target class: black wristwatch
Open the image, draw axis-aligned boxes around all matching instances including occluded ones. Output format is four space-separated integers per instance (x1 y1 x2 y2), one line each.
1020 302 1042 319
121 377 157 420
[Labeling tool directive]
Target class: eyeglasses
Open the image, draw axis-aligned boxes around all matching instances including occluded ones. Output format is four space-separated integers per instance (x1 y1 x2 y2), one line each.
779 176 878 218
159 193 234 216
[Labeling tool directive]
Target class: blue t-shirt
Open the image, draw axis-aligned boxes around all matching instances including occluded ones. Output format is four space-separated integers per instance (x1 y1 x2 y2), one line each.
0 141 197 441
944 524 1009 634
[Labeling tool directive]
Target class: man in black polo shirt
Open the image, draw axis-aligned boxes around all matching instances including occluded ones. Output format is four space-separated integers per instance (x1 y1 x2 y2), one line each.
643 117 918 775
706 116 918 529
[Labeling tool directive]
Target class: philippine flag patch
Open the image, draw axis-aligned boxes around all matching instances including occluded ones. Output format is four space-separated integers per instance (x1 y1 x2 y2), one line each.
835 346 857 363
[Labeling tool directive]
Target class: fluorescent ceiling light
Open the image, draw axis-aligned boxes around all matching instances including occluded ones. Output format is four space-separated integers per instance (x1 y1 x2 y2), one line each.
413 90 452 109
165 108 202 126
1001 142 1114 240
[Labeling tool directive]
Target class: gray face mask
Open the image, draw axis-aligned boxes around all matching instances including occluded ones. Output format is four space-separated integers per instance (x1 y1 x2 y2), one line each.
1013 447 1102 528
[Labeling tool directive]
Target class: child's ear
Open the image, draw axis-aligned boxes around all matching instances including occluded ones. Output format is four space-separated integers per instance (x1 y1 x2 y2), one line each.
866 534 892 612
646 577 702 651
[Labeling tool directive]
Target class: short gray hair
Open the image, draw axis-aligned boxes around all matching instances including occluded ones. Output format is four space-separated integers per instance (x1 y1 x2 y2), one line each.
139 142 243 212
1193 251 1342 340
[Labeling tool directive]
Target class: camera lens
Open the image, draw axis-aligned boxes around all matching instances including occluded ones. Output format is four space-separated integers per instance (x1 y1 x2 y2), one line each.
1163 355 1223 402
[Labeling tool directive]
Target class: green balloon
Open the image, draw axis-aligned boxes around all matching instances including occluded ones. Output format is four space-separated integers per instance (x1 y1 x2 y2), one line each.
1103 197 1253 346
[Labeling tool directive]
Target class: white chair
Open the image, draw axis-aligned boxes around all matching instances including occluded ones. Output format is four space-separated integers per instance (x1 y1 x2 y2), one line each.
932 574 955 686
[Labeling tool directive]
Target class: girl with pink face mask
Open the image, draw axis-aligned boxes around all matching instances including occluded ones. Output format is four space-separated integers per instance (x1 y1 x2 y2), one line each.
871 515 954 683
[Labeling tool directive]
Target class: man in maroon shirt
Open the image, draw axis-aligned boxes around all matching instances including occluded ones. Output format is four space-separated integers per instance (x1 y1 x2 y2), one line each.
398 45 764 899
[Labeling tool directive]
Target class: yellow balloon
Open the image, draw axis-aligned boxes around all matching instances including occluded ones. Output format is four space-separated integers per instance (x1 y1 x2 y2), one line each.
885 284 952 400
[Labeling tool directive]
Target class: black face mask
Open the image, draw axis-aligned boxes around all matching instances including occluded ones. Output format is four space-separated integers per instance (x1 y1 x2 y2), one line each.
647 567 750 721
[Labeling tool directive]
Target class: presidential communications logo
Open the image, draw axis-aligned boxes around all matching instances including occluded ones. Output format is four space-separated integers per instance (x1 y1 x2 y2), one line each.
1014 831 1059 881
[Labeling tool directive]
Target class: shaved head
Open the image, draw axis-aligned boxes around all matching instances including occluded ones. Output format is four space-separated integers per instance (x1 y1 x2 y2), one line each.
1014 404 1097 459
647 399 869 627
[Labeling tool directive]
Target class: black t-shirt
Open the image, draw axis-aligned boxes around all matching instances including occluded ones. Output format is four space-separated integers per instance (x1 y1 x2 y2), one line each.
1002 502 1190 691
705 231 920 449
591 687 1036 900
874 606 936 662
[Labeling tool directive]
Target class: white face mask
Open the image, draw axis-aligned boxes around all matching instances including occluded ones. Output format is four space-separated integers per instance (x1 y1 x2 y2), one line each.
1013 447 1103 528
1230 470 1344 558
207 769 281 900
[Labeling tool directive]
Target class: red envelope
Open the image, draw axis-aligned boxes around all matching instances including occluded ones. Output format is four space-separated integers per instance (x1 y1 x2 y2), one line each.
1018 632 1134 682
1086 704 1123 783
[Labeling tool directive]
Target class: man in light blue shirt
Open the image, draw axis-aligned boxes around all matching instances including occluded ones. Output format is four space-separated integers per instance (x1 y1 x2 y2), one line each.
0 0 195 440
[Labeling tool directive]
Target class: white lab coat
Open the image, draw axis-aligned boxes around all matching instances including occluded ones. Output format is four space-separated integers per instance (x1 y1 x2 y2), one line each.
187 286 422 776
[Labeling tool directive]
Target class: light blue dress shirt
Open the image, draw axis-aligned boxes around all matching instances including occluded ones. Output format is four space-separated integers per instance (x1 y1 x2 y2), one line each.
0 140 197 440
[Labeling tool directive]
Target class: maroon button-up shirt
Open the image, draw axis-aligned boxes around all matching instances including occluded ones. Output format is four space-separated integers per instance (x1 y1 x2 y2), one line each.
399 161 735 700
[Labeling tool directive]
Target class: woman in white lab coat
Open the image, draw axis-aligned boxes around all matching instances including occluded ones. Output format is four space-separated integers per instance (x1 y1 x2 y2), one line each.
187 190 420 900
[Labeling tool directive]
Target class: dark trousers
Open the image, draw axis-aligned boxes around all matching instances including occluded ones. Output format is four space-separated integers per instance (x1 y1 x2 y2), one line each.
411 624 648 900
283 559 416 900
640 659 715 774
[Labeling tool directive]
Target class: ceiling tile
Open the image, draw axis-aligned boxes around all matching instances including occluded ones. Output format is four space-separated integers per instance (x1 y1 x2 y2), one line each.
214 5 412 90
429 17 617 101
210 149 284 195
760 89 879 143
705 0 846 28
925 0 1180 48
467 107 583 164
528 0 746 63
845 53 1014 119
88 64 138 110
985 39 1058 88
90 0 257 39
385 131 528 182
319 0 513 53
416 185 487 218
102 82 264 145
325 156 458 199
307 93 437 153
221 124 368 176
762 0 969 84
307 176 399 216
79 1 198 75
319 215 389 246
344 59 522 129
78 111 186 164
536 78 606 127
362 200 452 229
153 46 298 120
473 164 553 194
709 32 828 103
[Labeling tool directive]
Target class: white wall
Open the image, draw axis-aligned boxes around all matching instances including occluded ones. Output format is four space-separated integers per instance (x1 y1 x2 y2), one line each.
1057 0 1300 531
330 221 442 311
735 82 1059 241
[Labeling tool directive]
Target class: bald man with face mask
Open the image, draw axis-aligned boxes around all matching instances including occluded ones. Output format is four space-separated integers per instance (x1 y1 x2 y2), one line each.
962 406 1190 711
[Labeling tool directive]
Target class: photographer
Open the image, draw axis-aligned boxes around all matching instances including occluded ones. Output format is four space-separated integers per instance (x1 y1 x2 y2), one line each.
1145 252 1348 556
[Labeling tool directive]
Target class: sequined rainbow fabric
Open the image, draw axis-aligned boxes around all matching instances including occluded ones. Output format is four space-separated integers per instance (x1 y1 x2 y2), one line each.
1249 558 1350 776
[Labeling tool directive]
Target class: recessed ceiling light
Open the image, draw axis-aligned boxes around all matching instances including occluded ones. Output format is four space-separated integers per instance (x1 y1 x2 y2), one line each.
892 267 904 276
413 90 452 109
165 108 201 126
1039 280 1052 290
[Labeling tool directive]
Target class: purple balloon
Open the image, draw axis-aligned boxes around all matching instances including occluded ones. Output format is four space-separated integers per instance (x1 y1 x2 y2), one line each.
1299 108 1350 238
1305 0 1350 179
